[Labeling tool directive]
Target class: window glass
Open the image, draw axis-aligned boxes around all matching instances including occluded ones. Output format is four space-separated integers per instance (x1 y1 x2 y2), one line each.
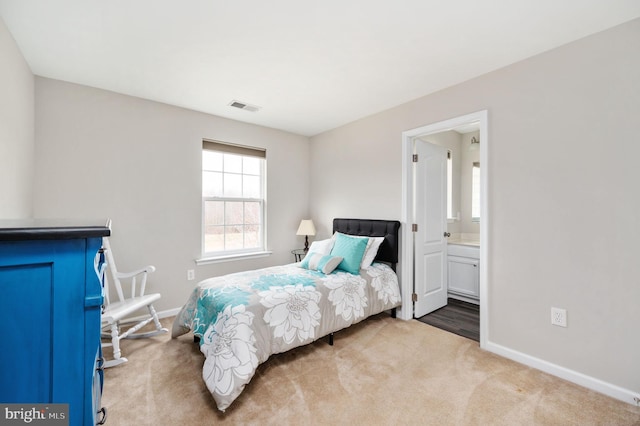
223 173 242 197
243 175 261 198
243 157 261 175
203 151 223 171
447 150 453 219
223 154 242 173
202 142 265 256
202 171 222 197
472 162 480 221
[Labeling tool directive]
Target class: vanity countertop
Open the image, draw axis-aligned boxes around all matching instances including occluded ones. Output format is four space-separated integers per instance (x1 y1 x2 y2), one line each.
447 233 480 247
448 239 479 247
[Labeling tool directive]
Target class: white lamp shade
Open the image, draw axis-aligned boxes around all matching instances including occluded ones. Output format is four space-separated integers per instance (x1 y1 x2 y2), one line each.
296 220 316 236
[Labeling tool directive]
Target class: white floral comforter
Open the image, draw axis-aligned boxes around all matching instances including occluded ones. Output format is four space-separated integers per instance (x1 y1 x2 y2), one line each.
171 262 401 412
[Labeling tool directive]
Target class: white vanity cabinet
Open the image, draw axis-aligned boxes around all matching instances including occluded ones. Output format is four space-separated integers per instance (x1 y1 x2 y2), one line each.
447 244 479 304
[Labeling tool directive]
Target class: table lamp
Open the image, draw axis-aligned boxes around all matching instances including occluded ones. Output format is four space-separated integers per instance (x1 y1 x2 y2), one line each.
296 219 316 251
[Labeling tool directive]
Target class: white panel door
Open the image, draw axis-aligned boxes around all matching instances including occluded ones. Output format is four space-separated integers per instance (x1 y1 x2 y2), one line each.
414 141 448 318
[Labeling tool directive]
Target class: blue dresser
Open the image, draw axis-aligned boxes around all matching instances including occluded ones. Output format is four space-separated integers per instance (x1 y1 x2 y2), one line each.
0 220 110 425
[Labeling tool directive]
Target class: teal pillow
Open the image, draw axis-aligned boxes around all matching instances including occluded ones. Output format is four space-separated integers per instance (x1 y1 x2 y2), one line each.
330 233 369 274
300 252 343 274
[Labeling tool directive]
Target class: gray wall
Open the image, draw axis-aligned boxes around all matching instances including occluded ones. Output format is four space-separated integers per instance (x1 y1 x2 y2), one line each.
310 19 640 393
5 11 638 400
34 77 310 313
0 17 33 218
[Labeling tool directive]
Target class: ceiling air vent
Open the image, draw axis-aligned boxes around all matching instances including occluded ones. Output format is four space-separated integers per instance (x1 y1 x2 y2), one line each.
229 100 261 112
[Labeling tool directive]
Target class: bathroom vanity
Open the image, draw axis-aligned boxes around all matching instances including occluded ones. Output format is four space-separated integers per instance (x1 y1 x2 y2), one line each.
447 236 480 304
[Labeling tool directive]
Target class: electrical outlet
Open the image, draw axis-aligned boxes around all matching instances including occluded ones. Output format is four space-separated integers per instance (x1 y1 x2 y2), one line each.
551 307 567 327
187 269 195 281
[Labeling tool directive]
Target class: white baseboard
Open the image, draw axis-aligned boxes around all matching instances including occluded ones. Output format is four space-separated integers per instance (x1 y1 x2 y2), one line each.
485 340 640 407
115 307 182 325
157 307 182 319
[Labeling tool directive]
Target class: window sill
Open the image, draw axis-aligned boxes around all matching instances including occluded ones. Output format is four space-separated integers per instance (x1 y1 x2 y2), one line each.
196 251 272 265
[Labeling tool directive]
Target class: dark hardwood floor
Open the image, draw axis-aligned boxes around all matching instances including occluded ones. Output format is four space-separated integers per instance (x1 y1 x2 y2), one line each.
416 298 480 342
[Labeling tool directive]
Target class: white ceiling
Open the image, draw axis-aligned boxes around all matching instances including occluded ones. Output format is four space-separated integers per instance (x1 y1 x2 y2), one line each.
1 1 639 137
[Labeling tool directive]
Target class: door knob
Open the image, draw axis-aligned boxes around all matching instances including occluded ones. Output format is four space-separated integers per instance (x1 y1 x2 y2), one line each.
444 232 451 237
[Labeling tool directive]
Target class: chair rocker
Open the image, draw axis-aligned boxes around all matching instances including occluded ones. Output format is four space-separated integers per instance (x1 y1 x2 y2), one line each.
101 236 168 368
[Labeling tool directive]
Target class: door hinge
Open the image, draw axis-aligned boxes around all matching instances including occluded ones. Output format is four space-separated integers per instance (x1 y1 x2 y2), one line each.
412 293 418 302
412 154 418 162
412 223 418 232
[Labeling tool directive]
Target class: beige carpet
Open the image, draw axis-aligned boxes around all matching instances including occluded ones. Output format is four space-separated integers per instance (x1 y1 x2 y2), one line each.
102 315 640 425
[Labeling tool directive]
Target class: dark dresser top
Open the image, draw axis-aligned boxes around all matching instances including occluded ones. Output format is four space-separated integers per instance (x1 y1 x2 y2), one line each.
0 219 111 241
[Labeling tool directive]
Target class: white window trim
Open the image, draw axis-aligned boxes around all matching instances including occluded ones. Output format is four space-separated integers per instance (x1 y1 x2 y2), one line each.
195 250 272 265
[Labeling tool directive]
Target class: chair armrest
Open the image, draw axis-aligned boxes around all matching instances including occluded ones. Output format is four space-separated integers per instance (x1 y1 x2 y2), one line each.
115 265 156 279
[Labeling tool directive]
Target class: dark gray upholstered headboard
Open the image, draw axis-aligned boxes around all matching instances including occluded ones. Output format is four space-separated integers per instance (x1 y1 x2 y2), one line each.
332 218 401 269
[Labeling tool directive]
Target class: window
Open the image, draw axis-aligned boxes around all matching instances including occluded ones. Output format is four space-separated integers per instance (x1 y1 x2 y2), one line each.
447 150 453 219
202 140 266 258
471 162 480 221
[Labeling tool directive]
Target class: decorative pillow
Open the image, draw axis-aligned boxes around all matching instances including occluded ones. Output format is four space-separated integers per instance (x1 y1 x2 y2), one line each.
306 238 334 256
330 232 369 275
361 236 384 269
300 252 343 274
331 233 384 269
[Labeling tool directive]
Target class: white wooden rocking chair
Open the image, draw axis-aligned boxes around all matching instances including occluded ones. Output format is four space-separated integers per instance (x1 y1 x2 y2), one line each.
101 236 168 368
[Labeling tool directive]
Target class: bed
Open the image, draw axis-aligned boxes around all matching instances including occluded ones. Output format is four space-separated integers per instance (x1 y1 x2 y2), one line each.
171 218 402 411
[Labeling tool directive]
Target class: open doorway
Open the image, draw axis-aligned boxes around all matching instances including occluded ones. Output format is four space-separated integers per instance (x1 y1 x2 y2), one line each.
414 127 481 341
399 110 488 348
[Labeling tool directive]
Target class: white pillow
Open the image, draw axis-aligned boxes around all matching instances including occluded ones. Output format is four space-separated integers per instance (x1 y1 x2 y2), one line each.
306 238 334 255
331 233 384 269
361 236 384 269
